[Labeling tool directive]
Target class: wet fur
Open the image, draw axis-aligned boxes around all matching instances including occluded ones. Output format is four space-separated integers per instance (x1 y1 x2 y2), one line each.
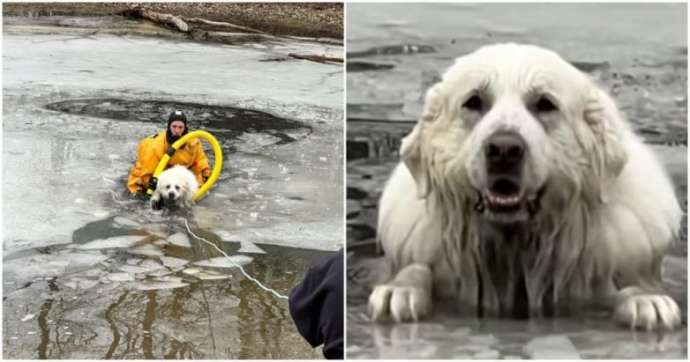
369 44 682 329
150 165 198 209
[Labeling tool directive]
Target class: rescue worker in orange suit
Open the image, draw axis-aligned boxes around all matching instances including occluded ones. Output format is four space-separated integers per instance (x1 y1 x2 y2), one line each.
127 110 211 197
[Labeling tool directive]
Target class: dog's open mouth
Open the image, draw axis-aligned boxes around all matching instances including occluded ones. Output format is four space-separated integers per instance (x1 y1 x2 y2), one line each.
485 178 523 210
475 178 545 221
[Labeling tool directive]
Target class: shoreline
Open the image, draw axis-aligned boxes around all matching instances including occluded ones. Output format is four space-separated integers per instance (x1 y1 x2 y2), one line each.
3 2 343 39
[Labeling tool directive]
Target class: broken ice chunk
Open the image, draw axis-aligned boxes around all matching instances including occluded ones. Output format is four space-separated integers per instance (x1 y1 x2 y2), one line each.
195 271 231 280
113 217 139 227
236 240 266 254
524 335 580 359
194 255 253 269
77 235 143 250
159 256 188 269
182 267 201 275
129 244 163 257
106 273 135 282
167 233 191 248
136 281 189 291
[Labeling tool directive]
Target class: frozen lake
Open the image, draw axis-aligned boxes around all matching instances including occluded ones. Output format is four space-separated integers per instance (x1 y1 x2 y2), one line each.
346 3 687 359
3 17 343 359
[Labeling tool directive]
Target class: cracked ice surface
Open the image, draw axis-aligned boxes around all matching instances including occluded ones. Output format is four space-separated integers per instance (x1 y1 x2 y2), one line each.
3 19 341 359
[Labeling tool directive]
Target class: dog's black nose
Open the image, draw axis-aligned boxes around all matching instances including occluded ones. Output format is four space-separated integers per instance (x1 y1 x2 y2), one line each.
168 192 176 199
485 131 526 170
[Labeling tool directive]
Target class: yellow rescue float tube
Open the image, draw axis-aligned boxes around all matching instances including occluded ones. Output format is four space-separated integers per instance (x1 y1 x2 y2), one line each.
146 130 223 201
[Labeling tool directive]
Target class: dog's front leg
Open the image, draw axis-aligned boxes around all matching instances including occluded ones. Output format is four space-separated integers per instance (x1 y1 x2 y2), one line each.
150 192 163 210
368 263 432 323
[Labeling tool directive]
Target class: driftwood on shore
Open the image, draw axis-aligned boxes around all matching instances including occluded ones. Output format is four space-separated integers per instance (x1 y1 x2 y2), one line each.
120 5 342 47
287 53 343 64
181 16 267 35
121 6 188 32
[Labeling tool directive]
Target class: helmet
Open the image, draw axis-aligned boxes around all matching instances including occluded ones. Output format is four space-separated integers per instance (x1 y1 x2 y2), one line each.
166 110 188 143
167 110 187 127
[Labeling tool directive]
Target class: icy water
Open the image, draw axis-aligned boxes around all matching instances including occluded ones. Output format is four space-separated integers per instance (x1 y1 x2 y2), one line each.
346 3 687 359
3 17 343 359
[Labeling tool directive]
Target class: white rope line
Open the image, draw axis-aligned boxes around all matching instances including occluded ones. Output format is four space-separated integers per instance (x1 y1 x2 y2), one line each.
183 218 289 300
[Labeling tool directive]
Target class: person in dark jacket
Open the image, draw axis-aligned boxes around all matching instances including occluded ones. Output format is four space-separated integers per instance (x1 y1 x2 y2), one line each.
289 249 344 359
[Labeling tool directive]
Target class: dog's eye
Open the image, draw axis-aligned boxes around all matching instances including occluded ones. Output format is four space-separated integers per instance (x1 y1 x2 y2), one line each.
535 97 557 113
462 94 483 112
175 185 180 191
166 185 170 189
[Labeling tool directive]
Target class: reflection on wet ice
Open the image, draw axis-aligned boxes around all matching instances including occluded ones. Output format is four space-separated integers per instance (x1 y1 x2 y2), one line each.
4 214 332 358
348 305 686 359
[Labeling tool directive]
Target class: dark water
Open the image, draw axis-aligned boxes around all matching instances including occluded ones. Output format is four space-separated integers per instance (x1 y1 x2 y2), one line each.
346 3 687 359
44 98 312 146
4 214 331 359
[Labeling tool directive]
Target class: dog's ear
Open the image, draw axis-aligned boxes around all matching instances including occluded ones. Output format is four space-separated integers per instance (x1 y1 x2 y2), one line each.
582 86 628 202
401 83 445 198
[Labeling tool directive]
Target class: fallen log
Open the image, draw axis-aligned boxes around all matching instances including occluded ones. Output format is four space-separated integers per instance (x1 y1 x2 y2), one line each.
284 36 344 46
121 6 188 33
288 53 343 64
182 17 342 46
181 17 267 35
121 6 343 47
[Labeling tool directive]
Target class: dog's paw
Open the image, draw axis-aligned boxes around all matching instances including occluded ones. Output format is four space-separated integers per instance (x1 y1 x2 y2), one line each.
368 284 431 323
613 293 681 330
150 197 163 210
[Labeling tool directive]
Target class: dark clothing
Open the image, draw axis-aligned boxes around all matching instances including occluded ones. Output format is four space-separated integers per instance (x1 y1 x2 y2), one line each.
289 249 344 359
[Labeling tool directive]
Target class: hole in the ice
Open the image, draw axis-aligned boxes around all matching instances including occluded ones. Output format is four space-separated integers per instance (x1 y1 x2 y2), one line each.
44 98 312 146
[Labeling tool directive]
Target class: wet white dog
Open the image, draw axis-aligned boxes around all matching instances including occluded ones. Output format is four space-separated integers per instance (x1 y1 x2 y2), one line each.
150 165 199 210
368 43 682 330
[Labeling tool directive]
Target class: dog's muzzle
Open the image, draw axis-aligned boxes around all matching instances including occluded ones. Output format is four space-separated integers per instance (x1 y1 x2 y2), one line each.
473 131 544 221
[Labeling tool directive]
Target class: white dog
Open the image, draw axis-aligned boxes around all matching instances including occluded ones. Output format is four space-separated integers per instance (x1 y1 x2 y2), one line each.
368 43 682 330
150 165 199 210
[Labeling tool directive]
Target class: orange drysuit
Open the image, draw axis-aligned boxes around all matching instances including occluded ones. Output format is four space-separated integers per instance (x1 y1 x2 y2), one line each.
127 131 210 195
